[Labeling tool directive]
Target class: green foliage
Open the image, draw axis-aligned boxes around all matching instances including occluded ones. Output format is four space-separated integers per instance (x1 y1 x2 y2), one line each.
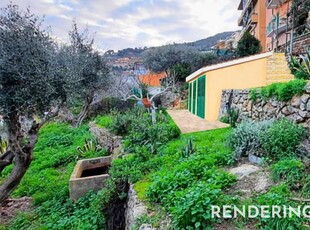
236 32 262 57
228 119 273 158
113 109 180 154
294 69 309 80
290 0 310 31
251 80 307 102
181 138 196 158
256 184 307 230
289 54 301 74
0 136 8 154
271 159 305 187
109 110 138 135
260 119 307 160
76 139 107 158
301 175 310 198
146 133 236 229
94 115 112 128
170 182 232 229
249 88 258 102
2 122 110 229
291 51 310 80
220 109 240 128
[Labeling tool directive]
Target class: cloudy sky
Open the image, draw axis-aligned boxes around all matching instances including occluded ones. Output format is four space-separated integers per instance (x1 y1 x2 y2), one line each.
0 0 241 51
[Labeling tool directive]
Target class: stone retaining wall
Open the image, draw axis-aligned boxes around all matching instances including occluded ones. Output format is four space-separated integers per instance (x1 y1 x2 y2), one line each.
278 32 310 54
219 84 310 127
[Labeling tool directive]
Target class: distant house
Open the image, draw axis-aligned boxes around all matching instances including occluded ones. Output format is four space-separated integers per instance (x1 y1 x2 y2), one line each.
138 72 167 87
138 72 168 96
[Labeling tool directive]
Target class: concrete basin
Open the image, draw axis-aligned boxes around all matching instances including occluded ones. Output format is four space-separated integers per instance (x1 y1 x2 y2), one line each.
69 155 112 201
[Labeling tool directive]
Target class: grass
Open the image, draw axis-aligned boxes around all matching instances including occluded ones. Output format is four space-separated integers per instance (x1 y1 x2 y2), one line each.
2 111 309 229
0 121 111 229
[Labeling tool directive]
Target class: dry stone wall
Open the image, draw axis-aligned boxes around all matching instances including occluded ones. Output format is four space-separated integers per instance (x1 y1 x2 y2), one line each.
278 32 310 54
219 83 310 128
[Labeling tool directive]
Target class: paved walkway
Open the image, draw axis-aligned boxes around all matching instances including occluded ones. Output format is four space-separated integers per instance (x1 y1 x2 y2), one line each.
167 109 229 134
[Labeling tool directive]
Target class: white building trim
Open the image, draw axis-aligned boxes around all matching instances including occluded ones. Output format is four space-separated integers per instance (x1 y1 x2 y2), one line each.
186 51 274 82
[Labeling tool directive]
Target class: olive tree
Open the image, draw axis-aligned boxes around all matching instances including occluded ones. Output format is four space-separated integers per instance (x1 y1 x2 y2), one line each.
0 5 74 203
143 44 216 82
66 23 110 127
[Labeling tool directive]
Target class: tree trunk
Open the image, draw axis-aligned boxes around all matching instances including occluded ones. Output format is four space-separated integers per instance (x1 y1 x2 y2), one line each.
0 150 14 174
151 101 156 125
0 152 31 204
0 115 39 204
74 92 94 127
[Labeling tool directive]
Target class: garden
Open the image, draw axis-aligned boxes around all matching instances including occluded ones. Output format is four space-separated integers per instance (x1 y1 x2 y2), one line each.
1 3 310 230
0 103 309 229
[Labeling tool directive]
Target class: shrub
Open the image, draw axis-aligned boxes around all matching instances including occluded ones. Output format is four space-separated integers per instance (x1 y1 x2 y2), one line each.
250 80 307 102
260 119 307 160
294 69 309 80
271 159 305 187
220 109 240 128
236 32 262 57
249 88 259 102
94 115 112 128
228 119 273 158
261 80 306 101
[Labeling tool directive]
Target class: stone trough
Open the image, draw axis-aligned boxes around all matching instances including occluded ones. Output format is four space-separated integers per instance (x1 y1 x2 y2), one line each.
69 155 112 201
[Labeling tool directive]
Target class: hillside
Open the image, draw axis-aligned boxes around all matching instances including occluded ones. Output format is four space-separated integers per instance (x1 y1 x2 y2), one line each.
188 31 237 51
107 31 238 58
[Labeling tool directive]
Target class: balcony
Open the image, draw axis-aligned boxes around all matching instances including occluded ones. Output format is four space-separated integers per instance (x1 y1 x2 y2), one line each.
266 0 280 9
251 13 258 24
238 0 255 26
266 17 288 37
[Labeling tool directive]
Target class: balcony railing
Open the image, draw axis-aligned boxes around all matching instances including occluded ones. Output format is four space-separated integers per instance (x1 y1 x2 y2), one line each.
266 16 288 37
266 0 280 9
238 0 254 26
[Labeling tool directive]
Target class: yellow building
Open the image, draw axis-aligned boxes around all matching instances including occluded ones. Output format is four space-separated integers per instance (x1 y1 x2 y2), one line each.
186 52 294 121
238 0 267 52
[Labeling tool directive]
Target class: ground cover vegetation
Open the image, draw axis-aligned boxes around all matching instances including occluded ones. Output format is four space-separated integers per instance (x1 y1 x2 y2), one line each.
249 79 307 102
1 3 310 230
2 105 310 229
229 118 310 229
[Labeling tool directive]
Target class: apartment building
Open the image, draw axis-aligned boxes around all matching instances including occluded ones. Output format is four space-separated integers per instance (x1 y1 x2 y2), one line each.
238 0 267 52
266 0 292 51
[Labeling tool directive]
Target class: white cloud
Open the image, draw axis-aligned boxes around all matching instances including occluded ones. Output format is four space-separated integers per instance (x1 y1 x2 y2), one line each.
0 0 241 50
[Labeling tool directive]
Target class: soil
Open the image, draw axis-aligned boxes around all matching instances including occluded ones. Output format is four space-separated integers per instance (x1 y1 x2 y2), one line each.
0 197 32 225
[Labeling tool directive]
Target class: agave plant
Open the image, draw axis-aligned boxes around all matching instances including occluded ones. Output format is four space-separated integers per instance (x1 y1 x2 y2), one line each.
0 136 8 154
76 139 102 156
299 51 310 77
290 51 310 80
181 138 196 158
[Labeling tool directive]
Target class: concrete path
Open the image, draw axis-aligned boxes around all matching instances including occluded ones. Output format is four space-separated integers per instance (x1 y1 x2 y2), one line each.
167 109 229 134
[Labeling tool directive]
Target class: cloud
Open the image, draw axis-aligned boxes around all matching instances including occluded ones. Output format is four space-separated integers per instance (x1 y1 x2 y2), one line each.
0 0 241 50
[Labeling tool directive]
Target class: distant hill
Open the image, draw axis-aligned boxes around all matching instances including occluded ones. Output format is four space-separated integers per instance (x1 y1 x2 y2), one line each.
106 31 238 58
188 31 237 51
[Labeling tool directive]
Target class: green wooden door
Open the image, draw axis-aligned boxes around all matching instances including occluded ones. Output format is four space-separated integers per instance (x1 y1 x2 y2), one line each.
189 82 192 112
197 76 206 119
193 80 197 114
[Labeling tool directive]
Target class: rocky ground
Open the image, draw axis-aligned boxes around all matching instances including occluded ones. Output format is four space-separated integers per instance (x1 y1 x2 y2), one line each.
0 197 32 225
